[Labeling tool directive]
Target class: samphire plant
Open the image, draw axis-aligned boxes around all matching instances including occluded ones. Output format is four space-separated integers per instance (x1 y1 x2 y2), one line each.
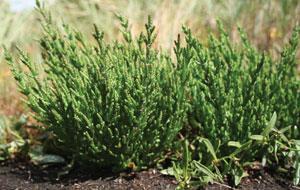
5 6 188 171
175 23 299 150
172 23 300 187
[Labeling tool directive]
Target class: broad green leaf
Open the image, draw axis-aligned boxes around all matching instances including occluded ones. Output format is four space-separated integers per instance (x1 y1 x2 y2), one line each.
249 135 264 141
193 161 218 180
160 167 175 176
232 166 248 186
262 112 277 137
199 137 218 161
31 154 66 165
228 141 242 148
293 160 300 185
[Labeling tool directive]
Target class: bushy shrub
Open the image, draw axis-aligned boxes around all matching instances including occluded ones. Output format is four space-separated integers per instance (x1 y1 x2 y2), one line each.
5 14 188 171
175 23 299 157
167 24 300 187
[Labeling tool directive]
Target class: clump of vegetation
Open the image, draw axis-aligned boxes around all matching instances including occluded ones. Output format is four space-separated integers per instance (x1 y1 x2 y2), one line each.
169 23 300 187
5 5 188 171
178 23 299 146
5 2 300 189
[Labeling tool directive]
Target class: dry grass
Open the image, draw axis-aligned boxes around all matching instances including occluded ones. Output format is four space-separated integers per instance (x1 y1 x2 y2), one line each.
46 0 300 52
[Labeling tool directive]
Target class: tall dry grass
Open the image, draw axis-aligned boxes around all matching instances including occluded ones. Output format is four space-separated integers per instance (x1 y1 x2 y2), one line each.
0 1 34 116
46 0 300 53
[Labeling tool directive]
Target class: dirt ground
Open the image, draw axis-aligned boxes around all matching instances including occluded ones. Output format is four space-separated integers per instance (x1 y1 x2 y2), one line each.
0 160 298 190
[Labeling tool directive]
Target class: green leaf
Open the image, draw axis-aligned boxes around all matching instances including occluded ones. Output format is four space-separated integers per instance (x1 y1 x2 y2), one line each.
31 154 66 165
193 161 218 181
232 166 248 186
199 137 218 161
293 160 300 185
262 112 277 137
160 167 175 176
228 141 242 148
249 135 264 141
262 155 267 167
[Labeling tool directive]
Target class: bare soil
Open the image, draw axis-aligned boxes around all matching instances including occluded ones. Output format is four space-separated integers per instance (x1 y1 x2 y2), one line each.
0 160 298 190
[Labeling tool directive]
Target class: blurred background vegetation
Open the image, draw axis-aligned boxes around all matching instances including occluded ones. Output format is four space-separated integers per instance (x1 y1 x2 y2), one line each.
0 0 299 119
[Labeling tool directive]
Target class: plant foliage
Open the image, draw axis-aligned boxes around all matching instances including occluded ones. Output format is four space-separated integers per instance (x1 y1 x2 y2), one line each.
173 23 300 187
177 23 299 146
5 9 188 171
5 4 300 188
